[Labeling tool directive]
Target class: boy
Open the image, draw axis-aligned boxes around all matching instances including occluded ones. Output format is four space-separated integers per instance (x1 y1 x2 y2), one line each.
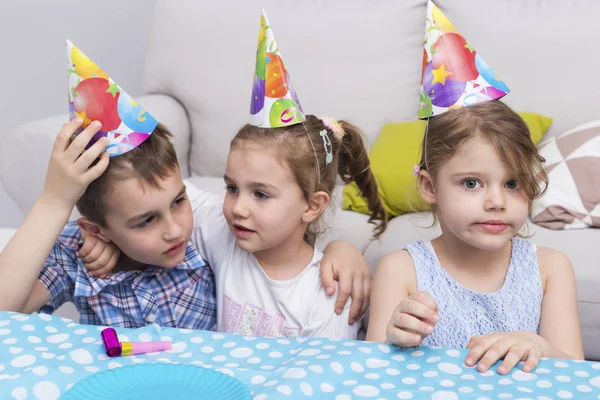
0 119 218 329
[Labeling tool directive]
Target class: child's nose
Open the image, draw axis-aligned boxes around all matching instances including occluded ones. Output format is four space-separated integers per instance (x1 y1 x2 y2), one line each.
232 196 250 218
484 187 506 210
163 215 184 240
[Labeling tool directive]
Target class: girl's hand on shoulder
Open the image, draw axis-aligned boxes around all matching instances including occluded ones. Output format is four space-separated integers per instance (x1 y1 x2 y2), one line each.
320 240 371 324
465 331 550 375
79 230 120 278
386 291 439 348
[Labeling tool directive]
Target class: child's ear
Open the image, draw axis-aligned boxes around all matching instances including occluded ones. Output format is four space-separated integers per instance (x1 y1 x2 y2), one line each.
418 170 436 205
302 191 330 224
77 217 111 243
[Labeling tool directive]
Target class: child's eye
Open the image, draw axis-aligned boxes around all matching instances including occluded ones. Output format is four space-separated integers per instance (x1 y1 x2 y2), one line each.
137 216 155 229
461 179 481 189
255 191 270 200
173 195 187 206
225 185 238 194
505 179 519 190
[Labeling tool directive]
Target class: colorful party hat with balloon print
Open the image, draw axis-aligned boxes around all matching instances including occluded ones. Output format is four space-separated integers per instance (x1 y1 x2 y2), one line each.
249 9 305 128
419 0 510 119
67 40 158 156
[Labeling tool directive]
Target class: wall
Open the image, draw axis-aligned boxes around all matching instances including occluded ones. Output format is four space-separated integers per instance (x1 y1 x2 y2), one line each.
0 0 156 226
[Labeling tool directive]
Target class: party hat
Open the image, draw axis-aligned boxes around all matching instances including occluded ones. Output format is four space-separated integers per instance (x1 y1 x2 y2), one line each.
419 0 510 119
249 9 305 128
66 40 158 156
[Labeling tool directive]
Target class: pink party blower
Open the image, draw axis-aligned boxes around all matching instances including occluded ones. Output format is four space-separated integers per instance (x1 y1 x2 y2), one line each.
101 328 172 357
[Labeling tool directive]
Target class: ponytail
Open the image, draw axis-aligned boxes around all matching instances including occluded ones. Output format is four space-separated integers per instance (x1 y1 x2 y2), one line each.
337 121 387 237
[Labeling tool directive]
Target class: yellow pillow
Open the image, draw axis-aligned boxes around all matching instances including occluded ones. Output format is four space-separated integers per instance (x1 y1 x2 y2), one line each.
342 113 553 218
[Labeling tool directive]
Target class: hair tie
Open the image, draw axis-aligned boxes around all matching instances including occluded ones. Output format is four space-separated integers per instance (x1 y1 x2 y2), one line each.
413 165 420 176
320 117 345 140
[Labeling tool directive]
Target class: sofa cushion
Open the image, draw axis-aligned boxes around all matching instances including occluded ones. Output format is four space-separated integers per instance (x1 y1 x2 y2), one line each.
531 120 600 229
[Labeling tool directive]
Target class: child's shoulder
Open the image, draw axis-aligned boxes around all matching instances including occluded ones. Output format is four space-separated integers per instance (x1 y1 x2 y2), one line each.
374 247 417 288
534 245 574 285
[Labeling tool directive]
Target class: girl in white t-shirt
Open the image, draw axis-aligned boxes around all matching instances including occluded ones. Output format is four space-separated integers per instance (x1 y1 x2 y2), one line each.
80 115 386 339
189 115 387 339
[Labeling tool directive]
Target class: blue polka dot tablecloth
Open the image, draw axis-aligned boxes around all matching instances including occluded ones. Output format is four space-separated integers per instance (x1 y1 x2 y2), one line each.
1 312 599 400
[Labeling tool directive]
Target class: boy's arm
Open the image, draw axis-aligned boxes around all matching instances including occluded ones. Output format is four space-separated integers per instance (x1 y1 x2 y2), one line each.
319 240 372 324
0 118 108 312
21 281 53 314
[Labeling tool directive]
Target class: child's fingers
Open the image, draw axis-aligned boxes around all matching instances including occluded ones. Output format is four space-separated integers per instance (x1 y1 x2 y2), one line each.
412 291 439 313
85 248 113 272
475 340 514 373
89 249 119 276
78 236 99 261
318 260 336 296
334 273 352 316
465 336 499 367
54 118 83 153
522 347 541 373
386 325 422 348
347 273 365 324
74 136 108 173
65 121 102 163
83 150 110 182
400 296 439 325
360 276 371 317
497 346 526 375
391 312 434 336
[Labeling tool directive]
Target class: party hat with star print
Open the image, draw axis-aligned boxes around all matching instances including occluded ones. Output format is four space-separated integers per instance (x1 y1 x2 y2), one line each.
66 40 158 156
419 0 510 119
249 9 305 128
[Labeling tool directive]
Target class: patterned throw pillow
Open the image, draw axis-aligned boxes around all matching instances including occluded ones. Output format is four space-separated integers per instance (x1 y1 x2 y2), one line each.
531 120 600 229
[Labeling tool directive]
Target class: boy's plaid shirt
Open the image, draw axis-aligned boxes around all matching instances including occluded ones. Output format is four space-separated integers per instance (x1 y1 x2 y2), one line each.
38 221 216 330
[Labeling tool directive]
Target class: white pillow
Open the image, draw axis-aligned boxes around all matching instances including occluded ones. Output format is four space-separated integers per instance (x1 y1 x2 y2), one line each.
531 120 600 229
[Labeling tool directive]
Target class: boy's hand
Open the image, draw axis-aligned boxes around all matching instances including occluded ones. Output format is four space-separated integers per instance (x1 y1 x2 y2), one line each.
41 118 109 209
320 240 371 324
79 230 120 278
466 332 549 375
386 291 440 348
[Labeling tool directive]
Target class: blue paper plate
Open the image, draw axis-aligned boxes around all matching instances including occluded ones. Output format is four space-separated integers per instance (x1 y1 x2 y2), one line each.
61 363 251 400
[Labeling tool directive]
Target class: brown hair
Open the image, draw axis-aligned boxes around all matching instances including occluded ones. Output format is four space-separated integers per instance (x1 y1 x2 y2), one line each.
232 115 387 241
76 123 179 226
417 100 548 225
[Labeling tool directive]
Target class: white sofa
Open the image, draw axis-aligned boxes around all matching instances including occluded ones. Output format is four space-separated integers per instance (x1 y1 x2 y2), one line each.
2 0 599 360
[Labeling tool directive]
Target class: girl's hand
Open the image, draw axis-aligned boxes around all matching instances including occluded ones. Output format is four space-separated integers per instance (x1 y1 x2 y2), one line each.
320 240 371 324
79 230 120 278
466 331 550 375
41 118 108 209
386 291 440 348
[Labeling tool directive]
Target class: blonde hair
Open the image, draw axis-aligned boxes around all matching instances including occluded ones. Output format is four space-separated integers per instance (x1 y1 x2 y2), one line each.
232 115 387 242
417 101 548 226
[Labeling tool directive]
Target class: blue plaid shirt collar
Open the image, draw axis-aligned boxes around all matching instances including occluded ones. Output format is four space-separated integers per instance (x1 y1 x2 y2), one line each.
72 240 207 297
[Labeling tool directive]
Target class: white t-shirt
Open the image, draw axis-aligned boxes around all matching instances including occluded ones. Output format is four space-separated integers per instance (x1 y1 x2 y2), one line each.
185 181 359 340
